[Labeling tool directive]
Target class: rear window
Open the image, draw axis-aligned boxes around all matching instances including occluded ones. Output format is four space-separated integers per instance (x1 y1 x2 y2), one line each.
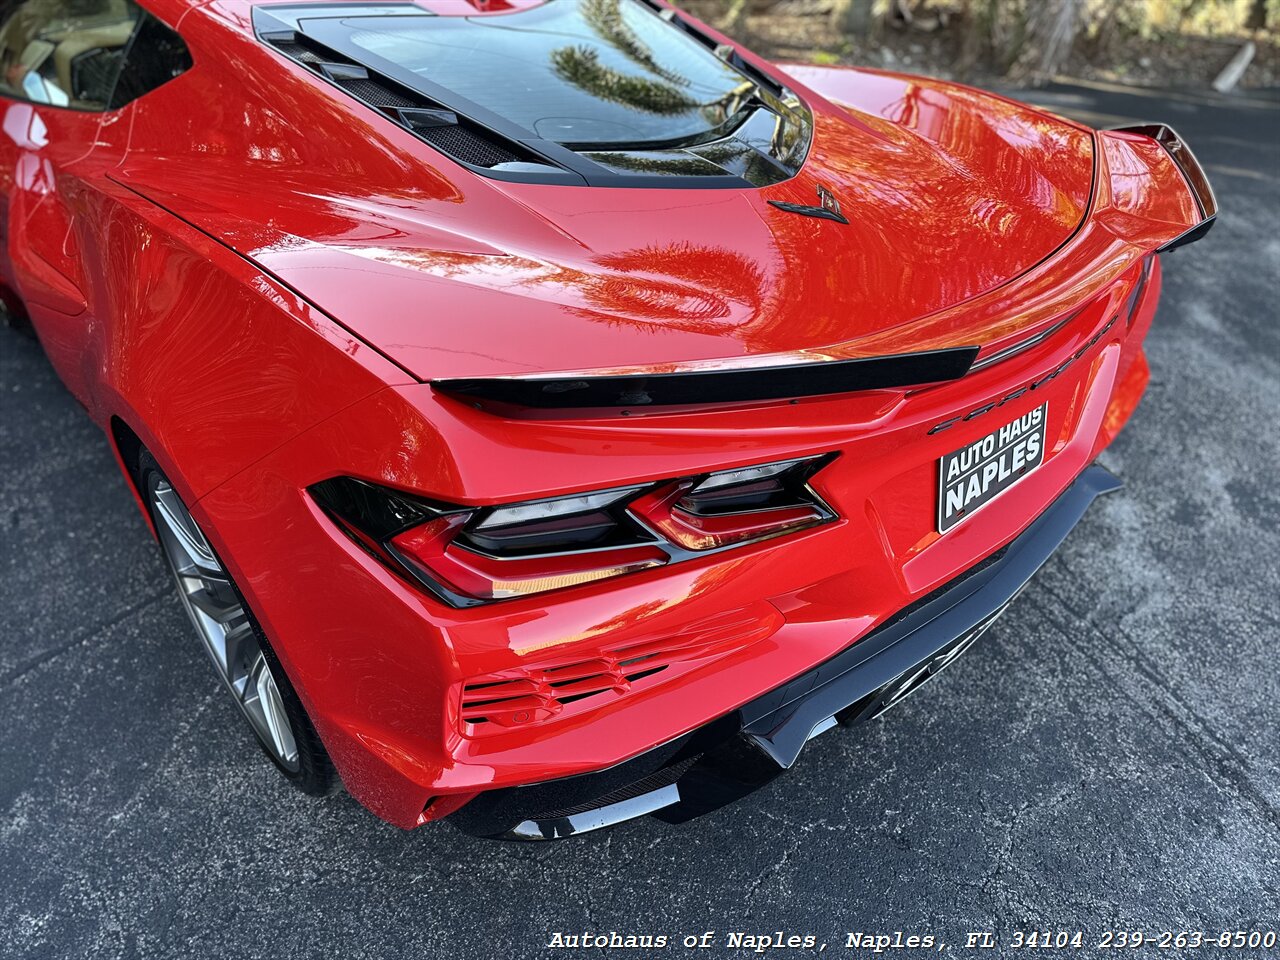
341 1 751 147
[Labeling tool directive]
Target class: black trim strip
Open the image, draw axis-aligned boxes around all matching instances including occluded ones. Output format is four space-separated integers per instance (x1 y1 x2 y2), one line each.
969 307 1083 373
1157 215 1217 253
431 347 979 411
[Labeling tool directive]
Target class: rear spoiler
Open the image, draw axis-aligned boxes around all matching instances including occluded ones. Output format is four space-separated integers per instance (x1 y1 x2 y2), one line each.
431 346 978 411
1109 123 1218 252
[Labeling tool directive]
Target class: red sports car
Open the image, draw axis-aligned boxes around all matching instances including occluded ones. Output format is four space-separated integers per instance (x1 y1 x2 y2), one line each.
2 0 1214 839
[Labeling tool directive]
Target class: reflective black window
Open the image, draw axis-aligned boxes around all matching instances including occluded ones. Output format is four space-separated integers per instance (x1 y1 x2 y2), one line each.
109 7 191 108
0 0 188 111
0 0 141 108
342 0 752 147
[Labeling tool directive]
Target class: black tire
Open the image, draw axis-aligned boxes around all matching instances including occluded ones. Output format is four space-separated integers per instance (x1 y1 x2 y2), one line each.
234 603 337 797
134 448 337 796
0 293 34 338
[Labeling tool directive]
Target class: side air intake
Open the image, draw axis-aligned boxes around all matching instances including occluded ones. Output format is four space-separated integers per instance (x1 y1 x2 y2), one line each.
262 32 564 177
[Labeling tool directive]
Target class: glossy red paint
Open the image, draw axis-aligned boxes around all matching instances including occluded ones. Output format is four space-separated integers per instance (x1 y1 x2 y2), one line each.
2 0 1207 829
115 4 1098 380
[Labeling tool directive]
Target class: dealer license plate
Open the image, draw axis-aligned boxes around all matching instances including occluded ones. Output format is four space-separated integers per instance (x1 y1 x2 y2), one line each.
937 403 1047 533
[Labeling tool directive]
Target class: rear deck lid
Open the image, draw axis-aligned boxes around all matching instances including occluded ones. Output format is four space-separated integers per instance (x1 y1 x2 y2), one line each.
118 0 1096 382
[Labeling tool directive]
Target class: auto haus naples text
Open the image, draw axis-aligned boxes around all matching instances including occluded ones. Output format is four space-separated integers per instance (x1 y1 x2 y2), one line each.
938 404 1047 532
545 932 822 950
546 930 941 951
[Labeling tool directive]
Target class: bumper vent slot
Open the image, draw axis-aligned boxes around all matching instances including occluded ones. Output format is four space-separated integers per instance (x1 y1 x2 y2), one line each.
458 608 781 735
460 657 666 728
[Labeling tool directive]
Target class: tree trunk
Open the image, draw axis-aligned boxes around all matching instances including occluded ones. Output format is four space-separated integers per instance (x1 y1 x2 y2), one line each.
720 0 751 33
1246 0 1269 31
1008 0 1081 85
831 0 876 36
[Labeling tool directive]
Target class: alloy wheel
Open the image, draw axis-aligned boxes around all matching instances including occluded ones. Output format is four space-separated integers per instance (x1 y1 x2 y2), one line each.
149 476 300 772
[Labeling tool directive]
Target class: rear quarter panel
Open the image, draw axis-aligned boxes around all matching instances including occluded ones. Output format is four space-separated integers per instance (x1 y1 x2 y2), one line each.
75 173 410 501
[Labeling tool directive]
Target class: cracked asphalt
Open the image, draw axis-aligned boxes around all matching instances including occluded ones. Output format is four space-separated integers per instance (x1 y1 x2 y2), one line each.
1 81 1278 959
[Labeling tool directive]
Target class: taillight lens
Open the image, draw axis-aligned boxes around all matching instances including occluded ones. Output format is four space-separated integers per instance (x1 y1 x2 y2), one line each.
311 456 834 606
628 460 831 551
396 540 668 601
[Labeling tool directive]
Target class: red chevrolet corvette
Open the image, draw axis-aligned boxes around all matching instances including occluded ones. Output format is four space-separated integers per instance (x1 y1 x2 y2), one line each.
2 0 1215 839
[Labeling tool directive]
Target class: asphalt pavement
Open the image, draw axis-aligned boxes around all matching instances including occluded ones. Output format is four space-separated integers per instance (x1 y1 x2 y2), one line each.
1 81 1278 959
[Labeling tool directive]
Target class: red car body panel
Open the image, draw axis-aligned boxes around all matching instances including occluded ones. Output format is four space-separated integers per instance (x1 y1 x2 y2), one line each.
197 257 1159 826
2 0 1209 831
113 13 1099 380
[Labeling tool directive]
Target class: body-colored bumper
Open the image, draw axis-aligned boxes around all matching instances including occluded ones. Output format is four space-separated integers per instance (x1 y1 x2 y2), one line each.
449 463 1121 838
191 257 1160 831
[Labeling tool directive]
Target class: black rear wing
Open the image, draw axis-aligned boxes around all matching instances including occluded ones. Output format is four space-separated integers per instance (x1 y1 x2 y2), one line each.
1110 123 1218 252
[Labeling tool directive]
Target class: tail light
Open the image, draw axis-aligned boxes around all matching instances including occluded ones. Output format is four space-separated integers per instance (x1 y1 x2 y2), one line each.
628 459 831 551
310 456 835 606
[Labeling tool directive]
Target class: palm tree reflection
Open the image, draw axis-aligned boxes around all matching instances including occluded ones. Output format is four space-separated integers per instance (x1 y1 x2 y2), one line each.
549 0 746 128
574 0 690 86
550 45 699 116
349 238 768 341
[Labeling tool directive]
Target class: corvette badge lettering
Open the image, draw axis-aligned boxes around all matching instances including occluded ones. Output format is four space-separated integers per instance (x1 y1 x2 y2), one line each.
928 314 1118 435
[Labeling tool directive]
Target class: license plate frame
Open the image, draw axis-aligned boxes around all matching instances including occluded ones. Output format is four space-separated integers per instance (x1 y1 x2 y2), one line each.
937 403 1048 533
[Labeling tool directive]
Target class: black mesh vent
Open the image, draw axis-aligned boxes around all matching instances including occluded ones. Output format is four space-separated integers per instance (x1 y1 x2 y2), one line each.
266 32 553 171
528 754 699 822
335 77 418 109
416 124 520 168
271 39 324 65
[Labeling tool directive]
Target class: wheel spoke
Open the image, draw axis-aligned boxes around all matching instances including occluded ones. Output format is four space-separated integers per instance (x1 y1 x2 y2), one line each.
252 654 298 765
186 584 242 625
150 474 300 773
221 621 255 691
152 482 221 575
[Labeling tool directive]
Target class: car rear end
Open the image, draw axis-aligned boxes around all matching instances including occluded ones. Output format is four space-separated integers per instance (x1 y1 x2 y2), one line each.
193 236 1185 836
163 0 1215 837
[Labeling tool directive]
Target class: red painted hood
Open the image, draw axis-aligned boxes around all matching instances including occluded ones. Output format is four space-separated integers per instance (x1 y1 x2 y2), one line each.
118 57 1094 381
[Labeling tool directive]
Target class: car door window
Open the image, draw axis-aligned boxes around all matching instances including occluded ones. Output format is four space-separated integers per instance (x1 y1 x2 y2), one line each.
0 0 141 109
108 4 190 109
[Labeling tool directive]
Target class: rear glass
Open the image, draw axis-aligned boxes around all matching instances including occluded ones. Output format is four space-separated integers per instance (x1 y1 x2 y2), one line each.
342 0 751 146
